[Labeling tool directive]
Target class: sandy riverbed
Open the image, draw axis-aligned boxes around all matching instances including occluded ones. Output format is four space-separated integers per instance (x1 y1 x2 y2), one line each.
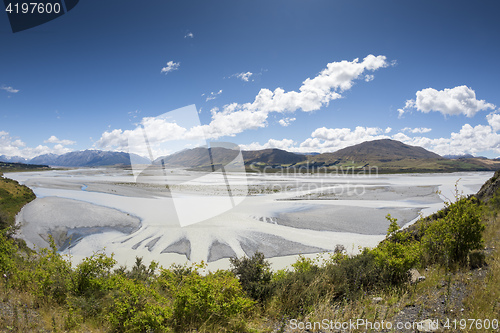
7 169 493 270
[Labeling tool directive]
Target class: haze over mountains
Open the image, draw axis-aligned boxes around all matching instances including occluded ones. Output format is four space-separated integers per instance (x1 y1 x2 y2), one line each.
1 139 499 172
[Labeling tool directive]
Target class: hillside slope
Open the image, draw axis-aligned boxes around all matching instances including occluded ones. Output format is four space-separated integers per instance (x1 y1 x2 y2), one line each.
307 139 500 172
329 138 442 161
242 148 307 165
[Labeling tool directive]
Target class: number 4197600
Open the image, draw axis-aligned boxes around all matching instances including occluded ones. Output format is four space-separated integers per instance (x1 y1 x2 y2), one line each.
6 2 61 14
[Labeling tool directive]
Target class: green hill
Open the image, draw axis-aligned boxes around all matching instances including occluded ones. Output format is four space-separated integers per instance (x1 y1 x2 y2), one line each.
324 138 442 161
303 139 500 173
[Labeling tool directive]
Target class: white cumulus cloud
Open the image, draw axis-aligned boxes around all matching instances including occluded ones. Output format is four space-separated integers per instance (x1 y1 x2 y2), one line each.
398 85 496 118
295 117 500 156
298 126 389 152
44 135 76 146
0 86 19 93
364 74 374 82
233 72 253 82
195 55 389 139
205 90 223 102
161 61 180 74
278 117 296 127
240 139 296 151
228 108 500 157
396 124 500 156
96 117 190 153
486 112 500 132
0 131 73 159
96 55 390 154
401 127 432 134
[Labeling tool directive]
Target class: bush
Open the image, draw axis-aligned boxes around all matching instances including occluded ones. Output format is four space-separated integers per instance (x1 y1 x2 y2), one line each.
329 248 384 298
105 276 172 333
230 251 273 303
15 237 72 305
371 215 422 284
271 267 329 317
291 255 321 274
169 268 254 331
0 228 17 277
422 196 484 267
73 251 116 296
125 256 159 282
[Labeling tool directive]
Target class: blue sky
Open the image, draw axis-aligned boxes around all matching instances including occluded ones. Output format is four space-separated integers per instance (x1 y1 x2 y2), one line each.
1 0 500 159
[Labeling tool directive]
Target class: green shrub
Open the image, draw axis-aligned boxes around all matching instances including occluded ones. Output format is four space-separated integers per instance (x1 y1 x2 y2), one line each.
156 263 197 295
488 190 500 212
329 248 384 298
105 275 172 333
73 251 116 296
422 196 484 267
372 215 422 284
271 268 289 283
125 256 159 282
68 293 105 321
271 267 329 317
230 251 273 303
268 254 330 316
0 228 18 277
291 255 320 274
170 268 254 331
15 237 72 305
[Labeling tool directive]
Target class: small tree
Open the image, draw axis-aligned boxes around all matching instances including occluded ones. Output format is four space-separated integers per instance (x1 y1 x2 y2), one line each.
230 251 273 303
126 256 158 282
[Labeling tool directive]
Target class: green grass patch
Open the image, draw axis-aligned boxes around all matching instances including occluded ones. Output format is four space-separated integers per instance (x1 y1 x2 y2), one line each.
0 176 36 229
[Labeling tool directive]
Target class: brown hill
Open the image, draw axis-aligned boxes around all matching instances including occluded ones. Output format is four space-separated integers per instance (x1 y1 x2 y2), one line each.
154 147 239 167
154 147 306 168
242 149 306 165
314 139 442 163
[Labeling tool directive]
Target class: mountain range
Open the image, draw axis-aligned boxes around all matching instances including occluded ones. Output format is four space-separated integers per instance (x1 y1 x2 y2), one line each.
1 150 150 167
2 139 500 172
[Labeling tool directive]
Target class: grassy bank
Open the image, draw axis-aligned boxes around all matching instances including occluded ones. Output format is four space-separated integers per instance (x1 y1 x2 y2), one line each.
0 170 499 332
0 175 36 230
0 162 48 229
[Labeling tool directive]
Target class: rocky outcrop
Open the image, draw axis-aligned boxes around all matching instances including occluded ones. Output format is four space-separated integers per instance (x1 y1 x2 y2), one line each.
474 169 500 203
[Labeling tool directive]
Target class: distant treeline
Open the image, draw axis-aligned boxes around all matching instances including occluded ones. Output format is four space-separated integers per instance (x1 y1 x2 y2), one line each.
0 161 49 172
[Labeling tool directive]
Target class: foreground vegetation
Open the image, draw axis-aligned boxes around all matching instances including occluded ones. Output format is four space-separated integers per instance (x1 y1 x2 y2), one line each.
0 171 499 332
